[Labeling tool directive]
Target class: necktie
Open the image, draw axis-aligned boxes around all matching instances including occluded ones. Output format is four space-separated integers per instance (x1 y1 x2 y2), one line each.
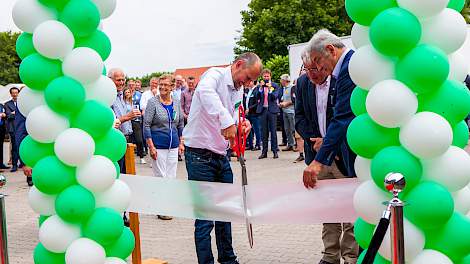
263 86 268 107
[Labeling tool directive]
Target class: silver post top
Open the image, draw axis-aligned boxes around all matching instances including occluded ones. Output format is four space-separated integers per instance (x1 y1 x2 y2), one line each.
384 173 406 197
0 175 6 188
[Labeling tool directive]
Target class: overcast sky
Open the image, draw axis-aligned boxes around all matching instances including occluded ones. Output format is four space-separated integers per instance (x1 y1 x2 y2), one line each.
1 0 251 77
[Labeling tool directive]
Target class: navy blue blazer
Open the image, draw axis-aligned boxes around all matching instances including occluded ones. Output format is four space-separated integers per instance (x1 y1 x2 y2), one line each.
4 100 16 133
14 107 28 149
314 50 357 176
255 82 281 114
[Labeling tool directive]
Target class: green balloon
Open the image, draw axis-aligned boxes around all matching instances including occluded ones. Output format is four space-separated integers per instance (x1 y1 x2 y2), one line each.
396 44 449 94
114 161 121 178
34 243 65 264
38 0 69 9
426 213 470 261
357 250 391 264
60 0 100 38
404 181 454 230
16 32 36 60
350 87 368 116
95 128 127 161
102 65 107 75
32 156 76 195
56 185 95 223
72 100 115 139
453 121 469 149
448 0 465 12
19 136 54 167
418 80 470 127
354 217 376 249
370 7 421 57
105 227 135 259
75 30 112 61
39 215 50 227
83 207 124 246
371 146 422 193
346 114 400 159
345 0 397 26
45 76 86 114
459 254 470 264
19 53 63 91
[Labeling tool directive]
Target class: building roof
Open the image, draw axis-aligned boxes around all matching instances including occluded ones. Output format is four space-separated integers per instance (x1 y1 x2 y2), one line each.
174 64 230 83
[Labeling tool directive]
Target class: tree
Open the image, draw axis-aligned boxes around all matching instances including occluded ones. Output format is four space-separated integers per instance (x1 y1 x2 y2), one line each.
235 0 353 61
0 31 21 85
264 54 289 83
130 71 172 87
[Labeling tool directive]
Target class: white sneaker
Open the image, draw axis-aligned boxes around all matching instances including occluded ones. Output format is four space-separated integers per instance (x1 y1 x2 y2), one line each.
140 158 147 164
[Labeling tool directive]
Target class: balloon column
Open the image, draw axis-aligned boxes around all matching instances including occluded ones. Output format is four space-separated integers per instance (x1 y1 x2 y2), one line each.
12 0 135 263
346 0 470 263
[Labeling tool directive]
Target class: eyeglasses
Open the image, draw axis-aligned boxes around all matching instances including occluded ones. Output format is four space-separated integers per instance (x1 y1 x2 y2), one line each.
160 83 173 88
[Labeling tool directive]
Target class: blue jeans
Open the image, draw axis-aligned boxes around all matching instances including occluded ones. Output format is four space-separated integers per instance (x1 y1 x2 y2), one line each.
246 115 261 148
185 148 238 264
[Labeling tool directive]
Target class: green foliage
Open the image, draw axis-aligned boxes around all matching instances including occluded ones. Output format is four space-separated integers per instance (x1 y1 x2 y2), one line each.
0 31 21 85
130 71 172 87
264 54 289 83
235 0 353 61
462 1 470 23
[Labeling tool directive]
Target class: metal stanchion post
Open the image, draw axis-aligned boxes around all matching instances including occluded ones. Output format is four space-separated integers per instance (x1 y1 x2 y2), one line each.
384 173 406 264
0 175 8 264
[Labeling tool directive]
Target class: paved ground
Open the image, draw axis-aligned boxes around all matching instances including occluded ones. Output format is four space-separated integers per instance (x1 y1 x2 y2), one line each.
3 143 327 264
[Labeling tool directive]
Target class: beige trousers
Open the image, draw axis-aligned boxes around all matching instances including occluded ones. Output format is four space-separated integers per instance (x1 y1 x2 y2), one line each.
318 163 359 264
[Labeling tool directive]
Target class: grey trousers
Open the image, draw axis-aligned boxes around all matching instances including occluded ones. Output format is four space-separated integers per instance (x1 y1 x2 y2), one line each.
318 163 359 264
283 112 295 147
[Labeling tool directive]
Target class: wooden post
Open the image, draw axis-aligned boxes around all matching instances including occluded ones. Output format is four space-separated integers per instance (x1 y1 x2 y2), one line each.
125 144 142 264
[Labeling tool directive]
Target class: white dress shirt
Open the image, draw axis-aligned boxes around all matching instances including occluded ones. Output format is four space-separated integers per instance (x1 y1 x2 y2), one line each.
183 66 242 155
139 89 159 112
316 76 331 137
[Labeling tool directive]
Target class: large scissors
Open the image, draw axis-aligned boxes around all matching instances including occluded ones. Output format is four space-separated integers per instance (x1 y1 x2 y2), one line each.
232 104 254 248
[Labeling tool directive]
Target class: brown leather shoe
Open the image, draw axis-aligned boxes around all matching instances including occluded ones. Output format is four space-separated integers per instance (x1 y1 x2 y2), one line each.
282 146 293 151
158 215 173 220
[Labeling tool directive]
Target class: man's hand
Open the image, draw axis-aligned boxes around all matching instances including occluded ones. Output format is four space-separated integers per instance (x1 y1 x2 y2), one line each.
310 137 323 152
149 147 158 160
222 124 237 141
113 119 121 129
279 102 286 108
178 143 185 155
23 166 32 177
241 120 251 135
303 160 323 189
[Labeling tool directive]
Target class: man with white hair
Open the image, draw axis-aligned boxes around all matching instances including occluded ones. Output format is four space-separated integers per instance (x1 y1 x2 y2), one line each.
140 77 160 114
296 29 358 264
173 75 186 100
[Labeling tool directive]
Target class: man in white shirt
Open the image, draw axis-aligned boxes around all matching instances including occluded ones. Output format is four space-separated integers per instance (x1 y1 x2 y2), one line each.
172 75 186 101
183 52 262 264
139 77 160 114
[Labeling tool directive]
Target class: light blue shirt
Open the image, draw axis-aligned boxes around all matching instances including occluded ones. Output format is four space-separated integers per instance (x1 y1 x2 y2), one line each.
111 92 133 136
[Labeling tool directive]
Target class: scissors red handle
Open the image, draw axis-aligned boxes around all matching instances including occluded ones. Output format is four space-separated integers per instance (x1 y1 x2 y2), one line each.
232 105 247 157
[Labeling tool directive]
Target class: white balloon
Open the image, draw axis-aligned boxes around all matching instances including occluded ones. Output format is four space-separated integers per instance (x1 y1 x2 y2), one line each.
65 238 106 264
28 186 56 216
63 47 103 85
353 180 390 224
12 0 57 33
39 215 81 253
422 146 470 192
91 0 117 19
85 75 117 106
400 112 453 159
453 186 470 215
448 51 469 82
348 45 395 90
366 80 417 128
17 87 45 116
33 20 74 60
94 179 131 213
379 219 425 261
420 8 468 54
411 249 453 264
398 0 448 18
77 155 117 192
54 128 95 166
104 257 127 264
354 156 371 182
351 23 370 49
26 105 70 143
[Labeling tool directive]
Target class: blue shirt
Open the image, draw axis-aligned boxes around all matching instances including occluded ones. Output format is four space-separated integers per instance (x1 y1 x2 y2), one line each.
133 91 142 108
111 92 133 136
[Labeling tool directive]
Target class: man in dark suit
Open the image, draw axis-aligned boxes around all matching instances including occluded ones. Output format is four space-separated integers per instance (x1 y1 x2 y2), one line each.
297 29 358 264
14 105 32 186
5 87 21 172
244 80 261 150
256 69 281 159
0 103 9 170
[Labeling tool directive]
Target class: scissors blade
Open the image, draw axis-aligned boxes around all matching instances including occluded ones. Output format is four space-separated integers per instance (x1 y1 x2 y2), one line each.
239 155 253 248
